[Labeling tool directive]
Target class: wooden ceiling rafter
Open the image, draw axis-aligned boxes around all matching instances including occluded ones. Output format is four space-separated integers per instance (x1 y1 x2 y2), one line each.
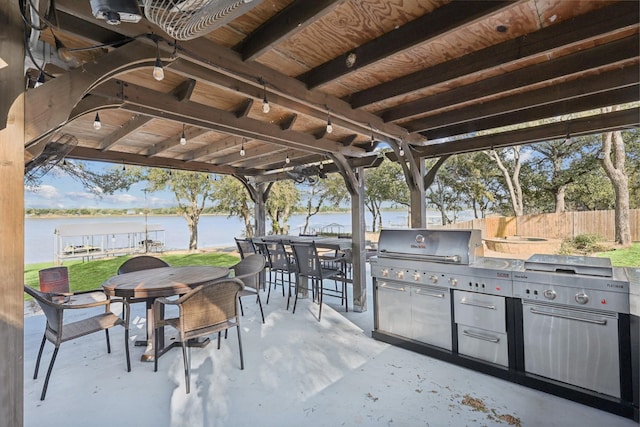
413 108 640 158
237 0 343 61
405 64 640 134
300 0 515 89
348 1 640 109
381 34 639 123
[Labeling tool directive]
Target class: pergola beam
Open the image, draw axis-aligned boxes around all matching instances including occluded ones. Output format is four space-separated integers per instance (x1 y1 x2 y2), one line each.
349 1 640 108
413 108 640 158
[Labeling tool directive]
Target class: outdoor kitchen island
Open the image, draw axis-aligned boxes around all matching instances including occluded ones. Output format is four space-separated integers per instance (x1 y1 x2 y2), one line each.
370 229 638 421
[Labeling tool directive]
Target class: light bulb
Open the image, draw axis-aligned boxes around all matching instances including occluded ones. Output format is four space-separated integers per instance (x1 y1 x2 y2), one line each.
262 97 270 114
285 155 290 164
399 148 404 156
240 147 245 157
326 119 333 134
93 113 102 130
153 57 164 81
179 135 186 145
319 162 324 170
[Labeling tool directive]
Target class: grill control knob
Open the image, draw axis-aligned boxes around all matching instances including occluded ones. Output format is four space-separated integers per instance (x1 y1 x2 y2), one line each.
396 271 404 279
429 275 438 284
381 268 389 277
575 292 589 304
449 277 458 286
543 289 557 300
413 272 421 281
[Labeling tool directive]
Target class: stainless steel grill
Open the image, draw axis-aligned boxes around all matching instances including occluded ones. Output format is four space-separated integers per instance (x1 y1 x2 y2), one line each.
513 254 630 398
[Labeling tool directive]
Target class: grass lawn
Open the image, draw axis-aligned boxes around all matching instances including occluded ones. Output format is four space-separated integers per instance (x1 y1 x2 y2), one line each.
597 242 640 267
24 252 240 298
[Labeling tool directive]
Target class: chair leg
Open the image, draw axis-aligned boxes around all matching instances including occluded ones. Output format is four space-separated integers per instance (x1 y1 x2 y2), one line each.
256 295 265 323
292 275 303 314
317 279 323 322
105 329 111 353
266 279 272 305
217 331 222 350
34 334 46 379
236 325 244 370
239 297 245 316
40 346 60 401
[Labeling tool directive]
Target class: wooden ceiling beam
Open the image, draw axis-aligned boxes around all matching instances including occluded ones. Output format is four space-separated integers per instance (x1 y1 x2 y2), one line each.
144 127 210 157
98 79 195 151
382 35 639 122
89 80 369 157
406 64 640 133
67 146 240 175
53 0 424 144
301 0 514 89
183 135 240 162
349 1 640 108
422 85 639 140
413 108 640 158
237 0 341 61
212 143 286 167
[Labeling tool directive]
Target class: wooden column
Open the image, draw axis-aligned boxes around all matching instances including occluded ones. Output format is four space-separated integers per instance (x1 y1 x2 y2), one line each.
351 167 367 312
0 2 25 426
409 159 426 228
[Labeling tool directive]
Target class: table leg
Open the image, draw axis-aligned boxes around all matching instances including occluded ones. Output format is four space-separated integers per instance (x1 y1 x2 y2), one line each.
139 298 164 362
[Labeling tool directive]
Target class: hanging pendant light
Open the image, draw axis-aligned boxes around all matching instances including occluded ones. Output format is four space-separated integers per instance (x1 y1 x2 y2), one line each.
93 113 102 130
326 115 333 134
153 40 164 81
179 124 187 145
261 79 270 114
285 154 290 164
239 139 246 157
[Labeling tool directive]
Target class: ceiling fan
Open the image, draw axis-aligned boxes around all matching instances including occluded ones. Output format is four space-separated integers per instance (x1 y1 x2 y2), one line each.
90 0 261 40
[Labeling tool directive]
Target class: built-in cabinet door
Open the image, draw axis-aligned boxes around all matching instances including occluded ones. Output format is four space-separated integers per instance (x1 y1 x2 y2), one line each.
376 280 412 338
412 285 452 350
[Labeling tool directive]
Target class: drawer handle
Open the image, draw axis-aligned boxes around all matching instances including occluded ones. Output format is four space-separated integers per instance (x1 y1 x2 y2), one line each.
462 330 500 343
460 299 496 310
529 307 608 325
415 290 445 299
379 283 406 292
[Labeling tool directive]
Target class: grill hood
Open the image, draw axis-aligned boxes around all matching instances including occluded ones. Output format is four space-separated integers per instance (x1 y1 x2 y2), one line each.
377 229 484 265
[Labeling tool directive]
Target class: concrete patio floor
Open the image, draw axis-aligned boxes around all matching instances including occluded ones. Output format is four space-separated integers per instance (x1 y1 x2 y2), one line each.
24 267 637 427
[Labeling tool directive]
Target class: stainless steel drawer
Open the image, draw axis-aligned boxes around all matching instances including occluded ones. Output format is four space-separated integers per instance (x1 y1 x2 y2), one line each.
376 280 412 338
457 325 508 367
454 290 506 333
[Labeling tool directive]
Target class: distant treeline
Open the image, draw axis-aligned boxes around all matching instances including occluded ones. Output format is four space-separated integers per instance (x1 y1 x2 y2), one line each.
25 206 351 217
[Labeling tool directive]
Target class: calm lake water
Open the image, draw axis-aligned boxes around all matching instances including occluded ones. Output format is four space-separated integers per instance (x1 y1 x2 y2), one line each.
25 212 395 264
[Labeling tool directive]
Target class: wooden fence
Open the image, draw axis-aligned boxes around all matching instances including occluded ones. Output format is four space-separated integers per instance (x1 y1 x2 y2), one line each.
436 209 640 241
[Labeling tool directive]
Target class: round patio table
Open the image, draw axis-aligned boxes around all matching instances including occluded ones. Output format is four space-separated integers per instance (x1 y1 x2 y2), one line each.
102 265 230 361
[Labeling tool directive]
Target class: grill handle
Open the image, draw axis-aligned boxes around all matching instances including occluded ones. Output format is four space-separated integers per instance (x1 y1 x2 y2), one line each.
414 289 445 299
378 251 461 263
529 307 608 325
378 282 406 292
462 330 500 343
460 299 496 310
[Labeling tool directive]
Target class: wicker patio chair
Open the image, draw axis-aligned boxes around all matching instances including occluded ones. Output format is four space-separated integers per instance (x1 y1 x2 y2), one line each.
234 237 257 259
290 241 347 321
153 278 245 394
231 253 266 323
24 285 131 400
117 255 169 275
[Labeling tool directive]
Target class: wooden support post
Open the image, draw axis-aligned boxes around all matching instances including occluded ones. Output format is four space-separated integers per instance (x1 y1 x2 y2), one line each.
351 167 367 312
0 2 25 426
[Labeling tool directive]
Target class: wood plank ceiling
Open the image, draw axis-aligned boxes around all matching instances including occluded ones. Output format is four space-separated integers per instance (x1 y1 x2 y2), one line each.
23 0 640 180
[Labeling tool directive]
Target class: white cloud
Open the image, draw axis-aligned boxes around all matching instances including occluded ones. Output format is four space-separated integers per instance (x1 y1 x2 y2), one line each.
25 184 60 199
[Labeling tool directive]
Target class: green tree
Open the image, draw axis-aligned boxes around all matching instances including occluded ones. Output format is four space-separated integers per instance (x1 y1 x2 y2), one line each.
266 180 299 234
299 173 349 234
144 169 215 250
365 158 408 231
211 176 254 237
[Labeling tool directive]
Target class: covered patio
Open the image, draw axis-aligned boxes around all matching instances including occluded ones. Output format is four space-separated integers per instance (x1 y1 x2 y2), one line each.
23 271 637 427
1 1 639 425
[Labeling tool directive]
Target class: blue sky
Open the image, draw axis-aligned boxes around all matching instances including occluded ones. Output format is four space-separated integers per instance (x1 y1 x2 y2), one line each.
25 161 176 209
